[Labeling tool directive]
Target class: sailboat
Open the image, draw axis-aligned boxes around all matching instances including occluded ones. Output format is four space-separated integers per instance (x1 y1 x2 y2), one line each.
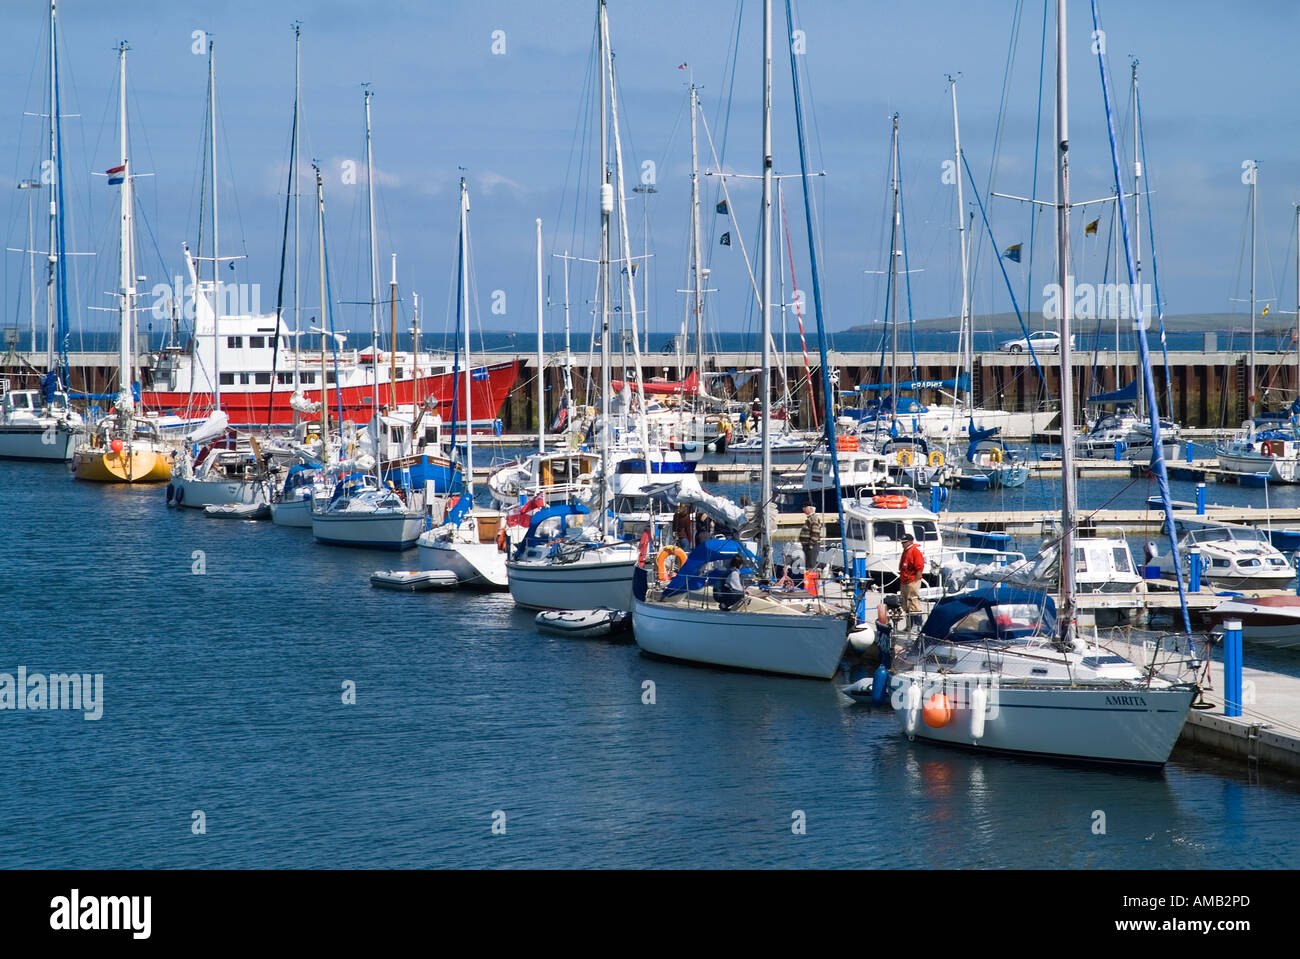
0 0 84 463
71 41 172 483
416 179 509 589
1217 170 1300 481
310 86 425 550
888 0 1197 764
505 1 644 612
632 0 853 679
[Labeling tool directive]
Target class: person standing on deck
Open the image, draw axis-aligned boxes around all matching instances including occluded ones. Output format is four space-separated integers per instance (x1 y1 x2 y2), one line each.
672 503 693 551
898 531 926 629
798 505 823 571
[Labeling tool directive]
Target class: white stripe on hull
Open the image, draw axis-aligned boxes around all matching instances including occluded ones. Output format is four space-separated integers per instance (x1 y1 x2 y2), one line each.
632 598 849 679
507 558 636 611
891 676 1194 764
420 540 508 588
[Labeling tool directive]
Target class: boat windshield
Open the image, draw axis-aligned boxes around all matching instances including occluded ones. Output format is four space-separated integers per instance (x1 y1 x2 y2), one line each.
1192 526 1266 545
942 602 1051 644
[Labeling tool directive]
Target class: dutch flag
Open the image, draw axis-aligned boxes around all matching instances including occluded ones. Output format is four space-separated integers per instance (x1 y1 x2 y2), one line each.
106 165 125 186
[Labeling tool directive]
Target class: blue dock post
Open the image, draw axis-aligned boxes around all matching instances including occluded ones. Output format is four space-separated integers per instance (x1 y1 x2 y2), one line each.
1196 482 1206 515
1114 440 1123 461
1189 547 1202 593
1223 618 1243 718
1186 441 1194 464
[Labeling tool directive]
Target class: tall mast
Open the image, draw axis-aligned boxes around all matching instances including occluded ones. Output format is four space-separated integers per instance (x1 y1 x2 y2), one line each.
314 163 329 446
389 253 398 411
597 0 612 531
536 217 545 454
116 42 134 408
1249 158 1257 422
292 22 302 407
689 83 705 410
364 86 380 472
759 0 774 576
1132 60 1144 420
208 37 221 411
1055 0 1078 643
949 78 971 414
1295 205 1300 403
888 114 900 423
460 178 473 496
45 0 58 373
562 251 572 419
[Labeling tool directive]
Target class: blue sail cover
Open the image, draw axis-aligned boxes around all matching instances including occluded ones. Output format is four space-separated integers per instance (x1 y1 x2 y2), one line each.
856 373 970 393
921 588 1057 643
1086 380 1138 405
965 418 1002 460
662 539 758 597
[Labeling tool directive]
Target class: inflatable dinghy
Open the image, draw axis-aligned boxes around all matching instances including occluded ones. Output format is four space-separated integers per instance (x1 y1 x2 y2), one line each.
369 569 460 592
535 607 631 638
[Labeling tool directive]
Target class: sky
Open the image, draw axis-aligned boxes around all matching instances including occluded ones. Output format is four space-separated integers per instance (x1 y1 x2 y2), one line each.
3 0 1300 353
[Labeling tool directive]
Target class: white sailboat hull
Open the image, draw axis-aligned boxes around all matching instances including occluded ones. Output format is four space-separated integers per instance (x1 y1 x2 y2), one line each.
419 539 508 589
506 554 636 611
312 511 425 550
172 476 267 510
632 597 849 679
1217 450 1300 483
0 424 79 462
890 675 1194 765
270 497 314 528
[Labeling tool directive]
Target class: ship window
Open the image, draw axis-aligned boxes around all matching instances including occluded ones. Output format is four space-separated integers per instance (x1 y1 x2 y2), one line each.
226 336 243 349
847 518 867 541
1238 558 1261 568
277 372 293 385
396 368 405 380
301 372 316 384
325 370 337 384
254 372 271 385
240 373 251 385
873 521 904 543
249 336 265 349
911 521 939 543
1209 558 1230 569
1112 547 1132 574
219 373 235 385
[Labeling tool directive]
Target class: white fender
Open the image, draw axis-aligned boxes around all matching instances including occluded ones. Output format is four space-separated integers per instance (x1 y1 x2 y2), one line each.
904 682 921 738
971 685 988 740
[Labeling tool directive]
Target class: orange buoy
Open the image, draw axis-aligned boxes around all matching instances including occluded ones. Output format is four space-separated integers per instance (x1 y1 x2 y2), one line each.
923 693 954 728
110 439 124 454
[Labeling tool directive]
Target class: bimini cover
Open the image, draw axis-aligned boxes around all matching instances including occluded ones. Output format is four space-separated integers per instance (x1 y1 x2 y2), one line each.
920 587 1057 644
663 538 758 597
965 418 1002 459
1087 380 1138 405
521 502 590 547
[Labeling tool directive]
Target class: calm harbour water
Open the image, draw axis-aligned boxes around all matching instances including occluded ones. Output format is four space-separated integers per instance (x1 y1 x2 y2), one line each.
2 455 1299 869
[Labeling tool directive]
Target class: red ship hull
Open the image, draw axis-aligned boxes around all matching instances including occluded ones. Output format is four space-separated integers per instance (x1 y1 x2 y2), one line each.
140 360 521 429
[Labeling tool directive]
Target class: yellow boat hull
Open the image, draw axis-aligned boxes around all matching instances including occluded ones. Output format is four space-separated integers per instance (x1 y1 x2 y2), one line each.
72 447 174 483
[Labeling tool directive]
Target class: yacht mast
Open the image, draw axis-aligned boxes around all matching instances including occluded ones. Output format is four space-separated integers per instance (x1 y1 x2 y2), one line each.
536 217 545 454
461 179 473 497
759 0 774 576
690 83 705 418
116 42 135 410
1131 60 1144 420
292 23 302 411
1055 0 1079 643
597 0 612 532
389 253 398 411
1249 158 1257 422
208 38 221 412
314 164 329 446
949 78 971 416
888 114 901 425
46 0 59 374
364 86 380 475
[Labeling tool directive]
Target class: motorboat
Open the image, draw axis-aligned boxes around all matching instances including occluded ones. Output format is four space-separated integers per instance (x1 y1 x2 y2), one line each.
311 472 427 550
1154 519 1295 591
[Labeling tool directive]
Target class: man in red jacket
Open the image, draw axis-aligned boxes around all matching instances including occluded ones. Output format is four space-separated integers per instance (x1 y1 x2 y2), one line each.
898 532 925 626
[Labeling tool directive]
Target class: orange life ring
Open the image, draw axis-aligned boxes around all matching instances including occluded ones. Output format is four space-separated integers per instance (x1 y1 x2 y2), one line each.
496 527 508 553
656 546 688 582
872 494 909 509
836 434 859 452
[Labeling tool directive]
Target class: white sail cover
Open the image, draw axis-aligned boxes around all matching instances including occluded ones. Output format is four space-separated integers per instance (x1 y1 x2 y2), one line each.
185 409 230 445
290 391 321 414
675 486 747 530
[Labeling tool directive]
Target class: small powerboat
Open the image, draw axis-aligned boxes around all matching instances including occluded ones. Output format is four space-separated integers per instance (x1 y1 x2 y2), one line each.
1208 595 1300 649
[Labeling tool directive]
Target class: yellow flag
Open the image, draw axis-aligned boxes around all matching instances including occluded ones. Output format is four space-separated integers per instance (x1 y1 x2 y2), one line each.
1263 304 1271 317
1085 218 1099 236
